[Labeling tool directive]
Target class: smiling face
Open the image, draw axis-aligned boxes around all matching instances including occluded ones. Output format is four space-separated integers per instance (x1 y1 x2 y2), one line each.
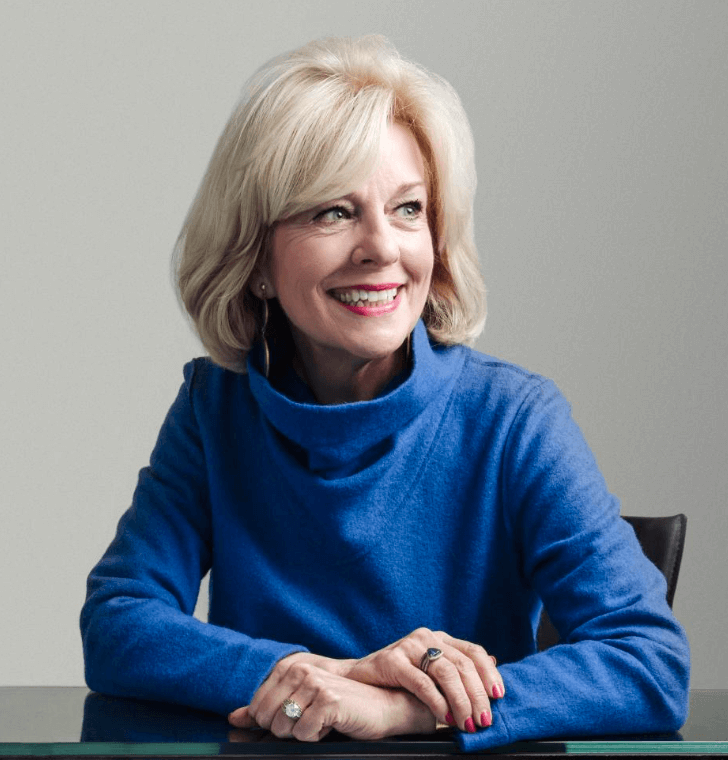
263 122 434 375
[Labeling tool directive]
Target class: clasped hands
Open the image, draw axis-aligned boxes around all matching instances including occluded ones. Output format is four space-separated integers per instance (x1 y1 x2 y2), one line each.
228 628 504 742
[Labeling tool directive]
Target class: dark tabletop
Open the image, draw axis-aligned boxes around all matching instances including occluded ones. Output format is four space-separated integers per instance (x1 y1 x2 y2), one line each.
0 688 726 758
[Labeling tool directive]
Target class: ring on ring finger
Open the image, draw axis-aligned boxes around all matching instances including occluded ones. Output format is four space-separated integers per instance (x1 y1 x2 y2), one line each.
281 698 304 720
419 647 444 674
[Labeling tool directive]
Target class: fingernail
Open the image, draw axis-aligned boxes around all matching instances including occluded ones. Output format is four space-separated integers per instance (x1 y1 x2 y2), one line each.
490 655 497 665
465 717 476 733
492 683 503 699
445 711 456 726
481 711 492 727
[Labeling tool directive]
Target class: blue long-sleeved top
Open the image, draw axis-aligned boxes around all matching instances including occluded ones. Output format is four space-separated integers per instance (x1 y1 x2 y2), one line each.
80 320 689 751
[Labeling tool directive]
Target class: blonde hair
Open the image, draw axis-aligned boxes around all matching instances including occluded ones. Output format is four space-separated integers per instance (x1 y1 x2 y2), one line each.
175 35 486 372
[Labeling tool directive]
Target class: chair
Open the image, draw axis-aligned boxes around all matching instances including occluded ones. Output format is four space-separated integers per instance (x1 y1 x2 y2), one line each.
537 513 687 651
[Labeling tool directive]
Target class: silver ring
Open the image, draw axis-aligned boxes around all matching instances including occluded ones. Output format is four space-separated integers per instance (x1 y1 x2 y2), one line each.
419 647 443 674
281 698 304 720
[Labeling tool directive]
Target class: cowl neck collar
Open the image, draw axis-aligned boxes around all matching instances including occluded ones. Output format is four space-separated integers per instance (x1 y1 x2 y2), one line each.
247 320 463 470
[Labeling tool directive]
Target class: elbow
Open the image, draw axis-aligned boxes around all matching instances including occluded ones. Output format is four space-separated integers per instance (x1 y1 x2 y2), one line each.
662 656 690 732
80 614 105 695
655 673 690 733
81 625 127 699
610 618 690 734
80 600 120 698
645 626 691 732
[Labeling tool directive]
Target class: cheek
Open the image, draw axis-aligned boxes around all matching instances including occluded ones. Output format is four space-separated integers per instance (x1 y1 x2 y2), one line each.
411 238 435 283
271 246 335 316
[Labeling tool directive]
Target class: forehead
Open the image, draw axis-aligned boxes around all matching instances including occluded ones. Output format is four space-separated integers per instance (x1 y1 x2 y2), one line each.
321 123 428 203
277 122 428 224
375 122 427 183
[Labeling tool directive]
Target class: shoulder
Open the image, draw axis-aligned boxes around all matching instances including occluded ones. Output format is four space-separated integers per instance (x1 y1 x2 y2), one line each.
448 344 565 416
182 356 248 388
178 357 253 414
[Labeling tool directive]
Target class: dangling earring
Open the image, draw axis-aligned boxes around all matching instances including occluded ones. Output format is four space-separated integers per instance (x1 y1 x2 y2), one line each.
406 332 412 365
259 283 270 379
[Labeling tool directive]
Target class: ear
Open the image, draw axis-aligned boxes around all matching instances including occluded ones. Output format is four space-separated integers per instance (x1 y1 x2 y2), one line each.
252 269 277 299
256 281 276 299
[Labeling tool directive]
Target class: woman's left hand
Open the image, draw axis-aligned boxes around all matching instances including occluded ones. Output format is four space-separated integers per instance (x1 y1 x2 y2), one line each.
228 653 434 741
343 627 503 733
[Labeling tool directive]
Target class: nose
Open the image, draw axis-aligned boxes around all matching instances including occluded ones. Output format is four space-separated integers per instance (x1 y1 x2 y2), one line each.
350 214 400 267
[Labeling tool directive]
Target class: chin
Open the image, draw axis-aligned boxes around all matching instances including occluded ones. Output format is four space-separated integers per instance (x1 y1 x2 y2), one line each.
329 332 404 361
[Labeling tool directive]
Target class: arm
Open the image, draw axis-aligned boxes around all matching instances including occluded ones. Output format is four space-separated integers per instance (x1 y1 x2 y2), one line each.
458 379 690 751
82 360 499 728
80 362 308 715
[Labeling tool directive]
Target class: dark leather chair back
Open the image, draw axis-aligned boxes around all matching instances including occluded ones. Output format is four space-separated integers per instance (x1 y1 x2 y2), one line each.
537 513 687 651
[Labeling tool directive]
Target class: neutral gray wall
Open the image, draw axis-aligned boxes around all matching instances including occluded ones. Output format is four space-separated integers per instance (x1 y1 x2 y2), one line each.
1 0 726 689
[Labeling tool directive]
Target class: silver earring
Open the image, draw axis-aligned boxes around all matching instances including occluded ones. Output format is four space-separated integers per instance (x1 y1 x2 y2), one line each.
260 284 270 379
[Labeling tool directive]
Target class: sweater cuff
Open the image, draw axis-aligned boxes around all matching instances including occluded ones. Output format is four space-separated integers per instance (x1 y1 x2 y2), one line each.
218 640 310 715
454 700 512 752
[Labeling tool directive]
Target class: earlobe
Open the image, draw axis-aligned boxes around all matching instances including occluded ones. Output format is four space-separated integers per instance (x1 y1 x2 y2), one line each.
255 280 276 299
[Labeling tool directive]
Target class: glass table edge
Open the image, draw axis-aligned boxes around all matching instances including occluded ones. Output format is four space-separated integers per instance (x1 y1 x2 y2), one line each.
2 742 728 757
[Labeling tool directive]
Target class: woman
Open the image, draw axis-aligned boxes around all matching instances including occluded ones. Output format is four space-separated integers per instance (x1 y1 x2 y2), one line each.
81 36 689 751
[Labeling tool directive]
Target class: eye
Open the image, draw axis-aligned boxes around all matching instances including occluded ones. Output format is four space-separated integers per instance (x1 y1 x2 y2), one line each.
313 205 352 224
397 200 423 218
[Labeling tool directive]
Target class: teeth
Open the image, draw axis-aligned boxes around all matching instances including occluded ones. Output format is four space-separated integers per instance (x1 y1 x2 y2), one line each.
335 287 399 305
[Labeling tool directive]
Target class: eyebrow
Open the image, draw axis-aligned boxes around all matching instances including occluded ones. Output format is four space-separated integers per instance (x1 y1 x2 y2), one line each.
339 181 427 202
393 181 427 196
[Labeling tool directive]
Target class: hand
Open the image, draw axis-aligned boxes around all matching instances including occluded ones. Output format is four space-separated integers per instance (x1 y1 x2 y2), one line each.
228 654 435 741
343 628 503 733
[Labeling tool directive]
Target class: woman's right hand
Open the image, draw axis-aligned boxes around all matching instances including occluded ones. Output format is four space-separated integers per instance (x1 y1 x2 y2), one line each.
228 655 435 741
342 628 503 733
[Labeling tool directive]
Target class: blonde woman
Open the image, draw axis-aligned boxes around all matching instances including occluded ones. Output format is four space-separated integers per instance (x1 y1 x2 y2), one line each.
81 36 689 751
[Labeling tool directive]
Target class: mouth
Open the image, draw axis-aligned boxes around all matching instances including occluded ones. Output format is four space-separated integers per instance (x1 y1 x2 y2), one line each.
328 284 403 316
329 284 402 307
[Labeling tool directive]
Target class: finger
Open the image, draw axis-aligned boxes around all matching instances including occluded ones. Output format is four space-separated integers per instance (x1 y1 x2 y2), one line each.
438 645 492 730
228 706 257 728
269 692 310 739
252 660 311 730
269 670 321 739
291 686 350 743
287 687 329 742
437 633 505 700
424 653 477 732
291 702 326 743
402 635 480 727
390 663 450 722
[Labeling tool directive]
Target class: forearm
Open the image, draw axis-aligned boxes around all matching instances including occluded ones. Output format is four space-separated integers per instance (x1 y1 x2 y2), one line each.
457 632 689 751
81 594 307 715
281 651 357 677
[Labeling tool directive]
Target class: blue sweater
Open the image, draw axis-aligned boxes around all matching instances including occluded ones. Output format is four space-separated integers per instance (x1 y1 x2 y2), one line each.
81 321 689 751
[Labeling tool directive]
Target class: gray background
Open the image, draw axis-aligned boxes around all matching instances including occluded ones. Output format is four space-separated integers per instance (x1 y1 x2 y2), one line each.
1 0 726 689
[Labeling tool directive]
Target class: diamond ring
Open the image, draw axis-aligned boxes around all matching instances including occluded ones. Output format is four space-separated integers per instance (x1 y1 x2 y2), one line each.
281 698 304 720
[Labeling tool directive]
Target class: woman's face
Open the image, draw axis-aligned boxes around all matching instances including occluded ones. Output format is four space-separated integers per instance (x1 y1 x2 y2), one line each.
266 122 434 369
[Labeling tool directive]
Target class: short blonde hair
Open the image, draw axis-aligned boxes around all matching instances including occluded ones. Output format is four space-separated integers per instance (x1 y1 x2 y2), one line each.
176 35 486 372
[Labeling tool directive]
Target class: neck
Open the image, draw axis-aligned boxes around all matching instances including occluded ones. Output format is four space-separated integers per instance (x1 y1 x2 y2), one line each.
293 343 409 405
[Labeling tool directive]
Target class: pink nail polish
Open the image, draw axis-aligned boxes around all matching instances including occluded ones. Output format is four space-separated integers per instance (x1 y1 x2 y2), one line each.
445 711 456 726
481 711 492 727
492 683 503 699
465 717 476 733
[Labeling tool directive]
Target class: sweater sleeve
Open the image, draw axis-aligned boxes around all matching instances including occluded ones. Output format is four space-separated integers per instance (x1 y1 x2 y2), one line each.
458 379 690 752
80 361 307 716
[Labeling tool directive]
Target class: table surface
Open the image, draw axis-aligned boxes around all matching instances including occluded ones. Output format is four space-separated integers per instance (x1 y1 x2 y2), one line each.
0 688 726 758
